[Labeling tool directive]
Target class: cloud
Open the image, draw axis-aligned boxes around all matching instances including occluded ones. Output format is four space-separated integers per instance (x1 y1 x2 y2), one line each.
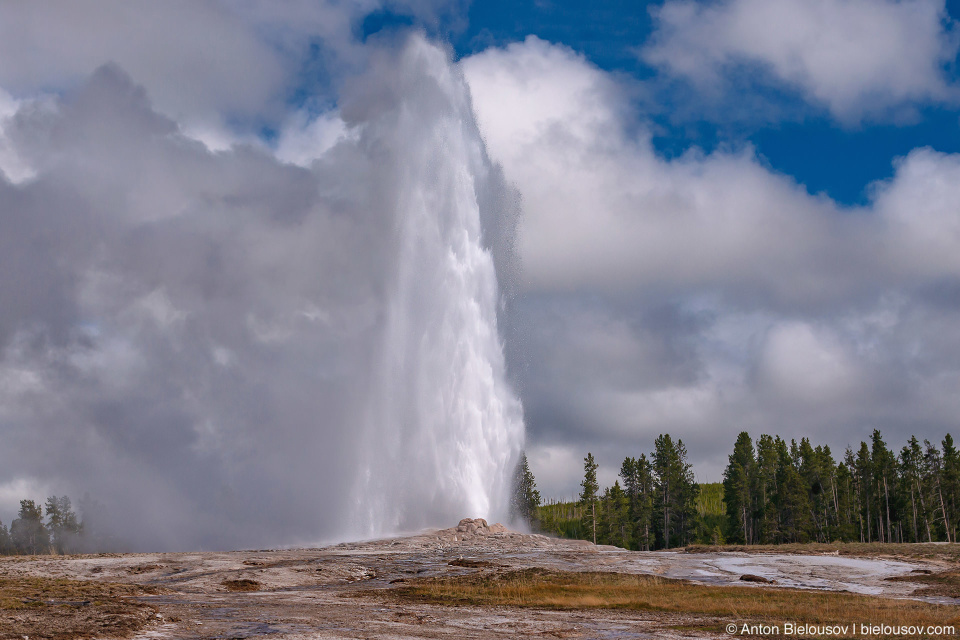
756 321 860 402
0 33 522 549
872 147 960 276
464 37 960 494
0 0 469 141
465 37 960 306
275 110 356 167
0 2 292 123
464 37 871 308
641 0 960 123
0 87 34 183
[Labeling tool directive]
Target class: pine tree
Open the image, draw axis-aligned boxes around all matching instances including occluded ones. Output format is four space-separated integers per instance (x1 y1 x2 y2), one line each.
755 435 780 543
854 442 873 542
723 431 755 544
620 456 639 547
871 430 897 543
674 439 699 547
835 460 857 541
796 438 834 542
620 455 654 550
0 520 11 555
900 437 925 542
775 440 812 542
11 499 49 554
510 453 542 530
580 453 599 545
815 445 839 541
652 435 675 548
941 434 959 542
796 439 821 540
652 435 698 548
925 439 952 542
45 495 80 554
598 481 630 548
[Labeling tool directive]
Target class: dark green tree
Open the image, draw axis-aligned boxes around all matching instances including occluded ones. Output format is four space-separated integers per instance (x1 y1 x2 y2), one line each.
870 430 897 543
900 437 928 542
0 520 11 555
925 439 952 542
580 452 599 545
723 431 755 544
510 452 542 530
755 435 781 543
11 499 49 554
814 444 839 542
598 481 630 547
835 459 857 541
674 439 699 547
795 439 837 542
941 434 960 542
775 440 812 542
652 435 698 548
853 442 873 541
620 455 654 550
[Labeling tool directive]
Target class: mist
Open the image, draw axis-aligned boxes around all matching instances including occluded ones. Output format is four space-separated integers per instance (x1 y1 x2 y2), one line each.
0 33 523 550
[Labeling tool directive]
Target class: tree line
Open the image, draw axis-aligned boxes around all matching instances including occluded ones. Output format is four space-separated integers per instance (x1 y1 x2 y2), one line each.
0 494 115 555
722 430 960 545
516 429 960 549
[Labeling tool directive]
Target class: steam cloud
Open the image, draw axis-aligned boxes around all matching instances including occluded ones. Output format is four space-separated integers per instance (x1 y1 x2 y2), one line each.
0 34 523 550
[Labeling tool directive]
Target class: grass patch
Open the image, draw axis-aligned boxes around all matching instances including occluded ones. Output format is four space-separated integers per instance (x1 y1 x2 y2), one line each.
448 558 498 568
0 576 157 639
392 568 960 635
888 570 960 598
222 578 261 592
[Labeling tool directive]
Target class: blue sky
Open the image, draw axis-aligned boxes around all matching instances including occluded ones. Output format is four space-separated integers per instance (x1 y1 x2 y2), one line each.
447 0 960 205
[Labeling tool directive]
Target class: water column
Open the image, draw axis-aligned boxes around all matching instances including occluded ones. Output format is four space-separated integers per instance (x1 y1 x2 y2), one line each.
351 36 525 537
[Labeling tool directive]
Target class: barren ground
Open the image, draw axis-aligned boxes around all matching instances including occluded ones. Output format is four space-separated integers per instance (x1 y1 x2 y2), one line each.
2 519 958 639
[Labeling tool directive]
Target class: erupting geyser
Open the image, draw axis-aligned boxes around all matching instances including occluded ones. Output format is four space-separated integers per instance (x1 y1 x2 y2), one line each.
351 37 525 536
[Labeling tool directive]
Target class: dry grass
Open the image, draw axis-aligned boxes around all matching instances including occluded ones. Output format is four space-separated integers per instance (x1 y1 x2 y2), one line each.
448 558 499 568
888 570 960 598
222 578 261 592
0 576 157 639
684 542 960 564
393 569 960 634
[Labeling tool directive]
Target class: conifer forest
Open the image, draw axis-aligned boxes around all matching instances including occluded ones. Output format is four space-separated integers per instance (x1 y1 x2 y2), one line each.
531 430 960 550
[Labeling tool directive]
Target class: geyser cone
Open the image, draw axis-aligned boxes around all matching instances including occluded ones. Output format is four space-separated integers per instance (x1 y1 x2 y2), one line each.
350 36 524 536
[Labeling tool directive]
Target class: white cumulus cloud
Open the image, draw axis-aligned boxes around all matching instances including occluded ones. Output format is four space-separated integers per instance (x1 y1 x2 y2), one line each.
642 0 960 122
